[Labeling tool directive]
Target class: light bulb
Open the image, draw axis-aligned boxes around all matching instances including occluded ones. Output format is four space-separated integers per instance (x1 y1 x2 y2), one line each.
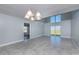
31 17 35 20
27 10 33 16
36 16 41 20
25 10 42 20
36 12 41 17
25 14 30 19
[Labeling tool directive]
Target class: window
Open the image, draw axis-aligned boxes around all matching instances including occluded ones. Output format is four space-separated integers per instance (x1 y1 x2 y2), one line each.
55 26 61 35
56 15 61 23
51 26 55 35
50 16 55 23
50 15 61 36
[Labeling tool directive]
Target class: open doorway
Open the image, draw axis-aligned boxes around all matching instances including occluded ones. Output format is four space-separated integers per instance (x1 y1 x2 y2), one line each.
24 23 30 40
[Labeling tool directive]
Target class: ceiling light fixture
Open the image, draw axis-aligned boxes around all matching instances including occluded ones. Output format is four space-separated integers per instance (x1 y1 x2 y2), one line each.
25 9 41 20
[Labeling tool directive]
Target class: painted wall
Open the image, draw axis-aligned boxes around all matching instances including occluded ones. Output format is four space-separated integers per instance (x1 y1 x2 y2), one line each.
0 13 44 45
30 21 44 39
61 20 71 38
71 11 79 44
44 23 50 36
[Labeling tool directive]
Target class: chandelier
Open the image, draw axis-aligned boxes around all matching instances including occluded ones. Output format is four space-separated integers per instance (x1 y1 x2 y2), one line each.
24 9 41 20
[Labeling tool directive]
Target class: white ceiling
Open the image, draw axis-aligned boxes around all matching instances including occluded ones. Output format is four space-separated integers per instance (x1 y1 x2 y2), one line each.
0 4 79 19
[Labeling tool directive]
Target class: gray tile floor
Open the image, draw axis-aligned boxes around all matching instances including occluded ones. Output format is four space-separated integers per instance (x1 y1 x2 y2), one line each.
0 36 79 55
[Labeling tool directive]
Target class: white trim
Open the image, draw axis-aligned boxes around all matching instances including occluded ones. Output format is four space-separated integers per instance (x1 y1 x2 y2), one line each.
0 40 23 47
61 36 71 39
30 34 43 39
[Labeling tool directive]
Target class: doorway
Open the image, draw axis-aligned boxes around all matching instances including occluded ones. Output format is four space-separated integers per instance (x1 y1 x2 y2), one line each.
24 23 30 40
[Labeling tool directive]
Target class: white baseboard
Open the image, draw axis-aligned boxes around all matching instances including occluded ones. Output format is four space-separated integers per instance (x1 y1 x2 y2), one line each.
43 35 71 39
30 34 43 39
0 40 23 47
61 36 71 39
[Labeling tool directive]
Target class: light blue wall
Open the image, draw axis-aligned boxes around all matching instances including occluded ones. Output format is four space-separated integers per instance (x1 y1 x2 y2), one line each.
61 20 71 38
0 13 44 45
72 11 79 43
30 21 44 39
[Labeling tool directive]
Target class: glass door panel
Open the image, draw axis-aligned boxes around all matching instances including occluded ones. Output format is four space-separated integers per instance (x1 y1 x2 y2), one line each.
50 16 55 23
56 15 61 23
55 26 61 35
50 15 61 46
51 26 55 35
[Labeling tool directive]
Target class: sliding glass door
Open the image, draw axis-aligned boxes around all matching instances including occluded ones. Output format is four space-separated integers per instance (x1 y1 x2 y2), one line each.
50 15 61 46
